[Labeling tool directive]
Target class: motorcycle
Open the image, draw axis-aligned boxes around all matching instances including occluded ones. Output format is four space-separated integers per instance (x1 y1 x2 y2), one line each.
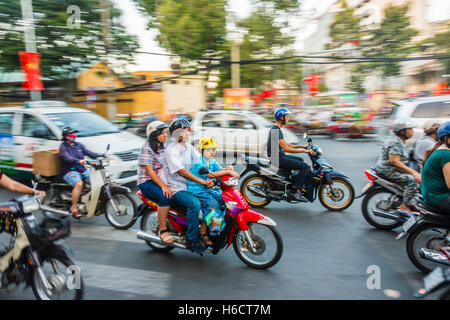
394 195 450 274
136 167 283 269
358 169 420 230
0 193 83 300
35 144 138 230
238 135 355 211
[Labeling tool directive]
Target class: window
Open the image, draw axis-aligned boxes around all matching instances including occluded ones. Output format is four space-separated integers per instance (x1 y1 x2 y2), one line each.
45 112 119 137
21 114 57 140
411 101 450 118
225 114 256 129
201 113 222 128
0 113 14 135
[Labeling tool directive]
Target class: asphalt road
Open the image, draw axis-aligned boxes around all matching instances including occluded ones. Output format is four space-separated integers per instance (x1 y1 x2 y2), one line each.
0 136 439 300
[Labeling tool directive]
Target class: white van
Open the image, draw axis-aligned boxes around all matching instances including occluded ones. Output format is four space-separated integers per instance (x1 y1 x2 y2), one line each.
0 101 145 184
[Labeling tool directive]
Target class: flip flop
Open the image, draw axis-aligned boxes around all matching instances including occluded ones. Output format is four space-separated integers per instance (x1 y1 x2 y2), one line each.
70 210 82 219
200 233 213 246
159 229 174 244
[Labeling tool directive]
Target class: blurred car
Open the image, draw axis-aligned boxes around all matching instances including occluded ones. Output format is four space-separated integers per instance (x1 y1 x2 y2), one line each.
0 100 145 184
190 109 300 155
378 95 450 148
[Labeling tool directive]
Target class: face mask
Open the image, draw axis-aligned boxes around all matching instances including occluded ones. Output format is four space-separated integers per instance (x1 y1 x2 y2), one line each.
66 134 77 143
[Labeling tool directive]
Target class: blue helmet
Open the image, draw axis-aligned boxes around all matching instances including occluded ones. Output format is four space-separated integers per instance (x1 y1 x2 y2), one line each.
274 107 291 121
437 121 450 140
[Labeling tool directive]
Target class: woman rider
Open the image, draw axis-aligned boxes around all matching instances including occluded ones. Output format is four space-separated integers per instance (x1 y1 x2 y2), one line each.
421 121 450 214
137 121 174 244
374 118 421 215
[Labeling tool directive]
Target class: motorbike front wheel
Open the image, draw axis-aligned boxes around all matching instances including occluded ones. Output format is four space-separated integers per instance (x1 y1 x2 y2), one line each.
233 223 283 269
318 177 354 211
104 191 138 230
31 256 83 300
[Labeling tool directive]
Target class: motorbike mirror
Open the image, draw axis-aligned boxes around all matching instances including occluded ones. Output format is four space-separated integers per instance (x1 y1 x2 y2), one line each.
307 138 312 143
199 166 210 175
302 132 308 139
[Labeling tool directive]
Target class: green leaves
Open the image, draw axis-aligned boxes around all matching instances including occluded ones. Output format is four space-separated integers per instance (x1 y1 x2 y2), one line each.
0 0 139 78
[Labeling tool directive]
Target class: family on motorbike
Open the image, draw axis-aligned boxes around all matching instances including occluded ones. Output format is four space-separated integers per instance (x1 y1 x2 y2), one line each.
374 118 450 216
137 118 239 255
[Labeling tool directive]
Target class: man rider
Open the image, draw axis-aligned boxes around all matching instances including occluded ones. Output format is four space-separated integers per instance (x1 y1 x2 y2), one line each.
267 107 315 201
59 126 102 219
414 121 440 170
159 119 214 255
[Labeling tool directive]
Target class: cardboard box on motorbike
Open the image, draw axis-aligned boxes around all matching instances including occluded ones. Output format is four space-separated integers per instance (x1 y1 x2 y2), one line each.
32 149 60 177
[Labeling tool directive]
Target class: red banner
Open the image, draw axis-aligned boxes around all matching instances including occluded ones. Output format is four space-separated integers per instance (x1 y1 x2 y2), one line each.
19 51 44 91
304 74 320 96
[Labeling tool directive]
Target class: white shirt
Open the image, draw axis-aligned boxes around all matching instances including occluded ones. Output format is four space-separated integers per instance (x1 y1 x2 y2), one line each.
414 135 437 164
160 141 201 194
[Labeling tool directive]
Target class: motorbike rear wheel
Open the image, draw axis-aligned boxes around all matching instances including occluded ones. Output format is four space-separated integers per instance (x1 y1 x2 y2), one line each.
140 210 174 253
233 223 283 269
31 256 83 300
361 188 403 230
318 177 354 211
406 223 450 274
240 174 272 208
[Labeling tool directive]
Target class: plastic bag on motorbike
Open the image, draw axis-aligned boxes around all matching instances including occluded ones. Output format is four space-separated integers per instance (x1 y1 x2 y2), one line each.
204 207 225 236
0 212 18 236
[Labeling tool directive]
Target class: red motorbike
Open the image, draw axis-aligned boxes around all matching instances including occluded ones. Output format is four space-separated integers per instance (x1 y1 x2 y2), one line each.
136 167 283 269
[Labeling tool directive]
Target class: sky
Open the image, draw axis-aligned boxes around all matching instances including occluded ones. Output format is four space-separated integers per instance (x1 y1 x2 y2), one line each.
112 0 448 72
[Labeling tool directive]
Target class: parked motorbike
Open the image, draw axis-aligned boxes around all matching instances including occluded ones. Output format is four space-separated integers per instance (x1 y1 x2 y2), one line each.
137 167 283 269
358 169 420 230
238 135 355 211
0 194 83 300
35 144 138 230
394 195 450 273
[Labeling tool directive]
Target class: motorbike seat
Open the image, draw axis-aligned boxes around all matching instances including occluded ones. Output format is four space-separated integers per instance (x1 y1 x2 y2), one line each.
247 156 271 168
138 190 188 215
415 196 445 215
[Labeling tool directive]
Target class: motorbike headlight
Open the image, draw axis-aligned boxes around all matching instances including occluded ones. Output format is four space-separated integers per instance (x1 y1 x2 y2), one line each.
224 177 239 186
317 147 323 155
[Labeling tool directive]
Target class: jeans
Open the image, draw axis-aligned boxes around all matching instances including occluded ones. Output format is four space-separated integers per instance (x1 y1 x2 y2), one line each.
138 180 171 207
172 190 202 242
278 155 311 188
194 189 225 220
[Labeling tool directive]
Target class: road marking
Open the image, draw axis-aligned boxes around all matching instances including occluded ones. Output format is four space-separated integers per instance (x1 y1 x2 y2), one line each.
77 261 171 298
70 224 142 243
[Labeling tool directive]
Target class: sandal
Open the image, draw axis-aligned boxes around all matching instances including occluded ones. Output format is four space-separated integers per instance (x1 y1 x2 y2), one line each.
159 229 174 244
70 209 82 219
200 233 213 246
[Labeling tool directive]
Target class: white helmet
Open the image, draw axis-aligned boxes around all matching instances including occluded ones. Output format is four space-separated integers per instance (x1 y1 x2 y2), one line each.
393 118 416 133
146 120 168 139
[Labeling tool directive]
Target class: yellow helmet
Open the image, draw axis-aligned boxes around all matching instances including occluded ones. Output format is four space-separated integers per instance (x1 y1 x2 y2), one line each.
199 137 218 150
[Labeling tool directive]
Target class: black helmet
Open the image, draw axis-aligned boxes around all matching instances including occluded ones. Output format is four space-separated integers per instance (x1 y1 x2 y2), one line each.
61 126 78 137
169 118 190 136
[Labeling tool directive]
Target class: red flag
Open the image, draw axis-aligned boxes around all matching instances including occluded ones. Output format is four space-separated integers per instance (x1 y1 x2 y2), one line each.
19 52 44 91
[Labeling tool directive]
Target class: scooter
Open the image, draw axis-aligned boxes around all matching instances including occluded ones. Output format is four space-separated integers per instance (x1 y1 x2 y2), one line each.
239 135 355 211
35 144 138 230
137 167 283 269
0 193 83 300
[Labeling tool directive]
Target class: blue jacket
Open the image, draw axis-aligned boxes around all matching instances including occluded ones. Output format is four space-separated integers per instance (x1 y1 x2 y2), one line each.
187 156 222 194
59 141 101 177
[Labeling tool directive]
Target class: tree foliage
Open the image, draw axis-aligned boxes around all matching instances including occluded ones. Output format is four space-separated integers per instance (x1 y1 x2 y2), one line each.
326 0 362 50
0 0 139 78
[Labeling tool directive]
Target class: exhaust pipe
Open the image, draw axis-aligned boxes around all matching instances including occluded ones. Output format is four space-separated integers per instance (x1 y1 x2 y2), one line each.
419 248 450 266
247 185 268 198
136 230 186 249
372 208 406 222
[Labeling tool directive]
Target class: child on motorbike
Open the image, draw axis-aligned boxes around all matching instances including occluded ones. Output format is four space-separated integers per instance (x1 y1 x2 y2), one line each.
188 137 239 246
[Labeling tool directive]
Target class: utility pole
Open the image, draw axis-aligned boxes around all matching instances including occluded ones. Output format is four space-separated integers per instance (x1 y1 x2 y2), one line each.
20 0 41 101
231 42 241 89
100 0 117 121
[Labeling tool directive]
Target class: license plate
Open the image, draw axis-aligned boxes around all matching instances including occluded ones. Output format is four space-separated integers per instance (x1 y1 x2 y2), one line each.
423 267 446 291
402 216 417 232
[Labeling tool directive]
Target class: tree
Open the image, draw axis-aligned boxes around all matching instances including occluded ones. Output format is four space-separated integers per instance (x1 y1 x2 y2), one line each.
0 0 139 79
360 3 418 78
419 26 450 77
326 0 362 50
